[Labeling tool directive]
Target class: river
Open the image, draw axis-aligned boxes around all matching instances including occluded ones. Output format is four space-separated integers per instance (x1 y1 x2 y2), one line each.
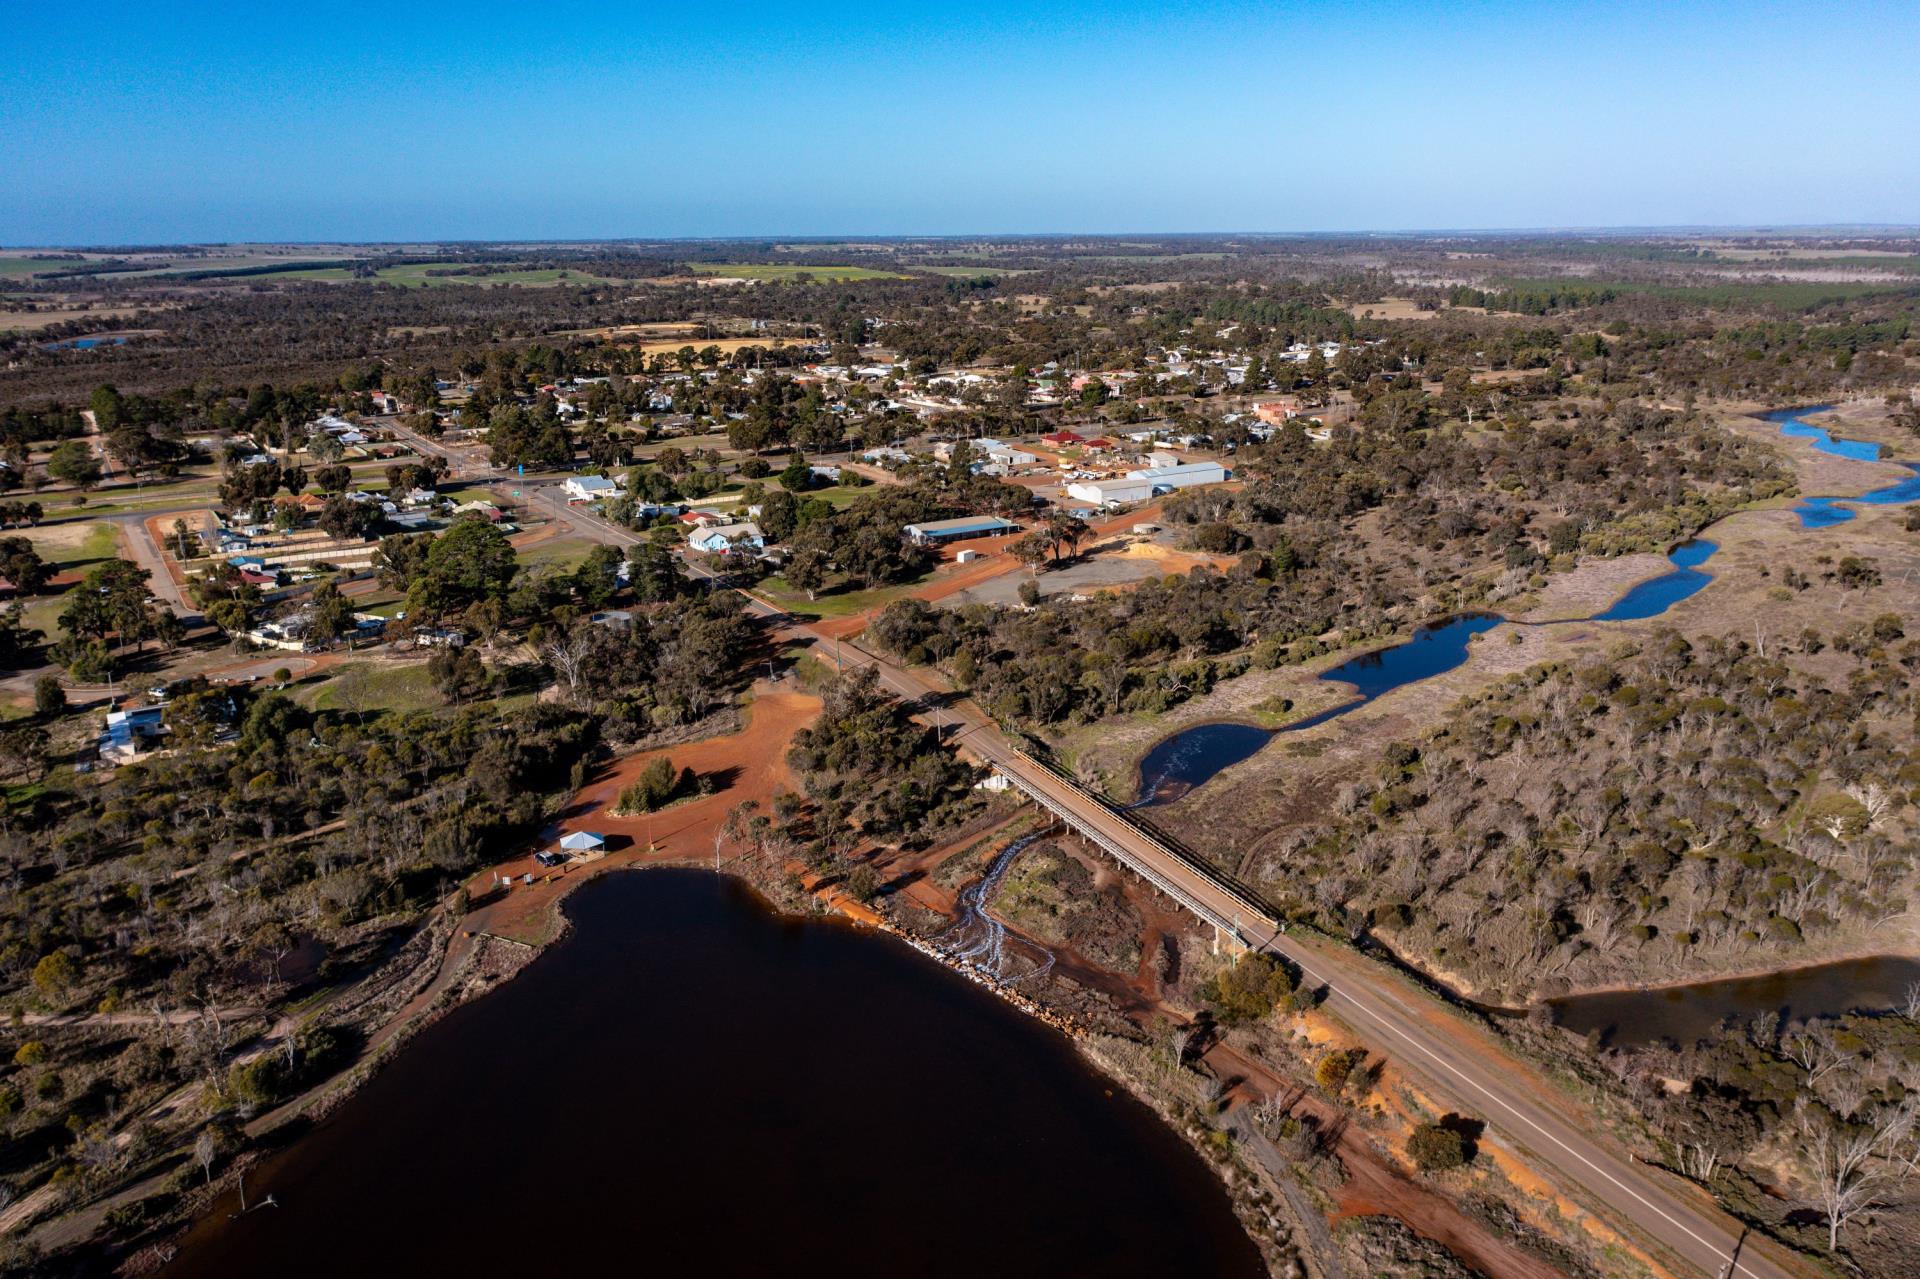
172 871 1264 1278
1548 956 1920 1049
1138 404 1920 802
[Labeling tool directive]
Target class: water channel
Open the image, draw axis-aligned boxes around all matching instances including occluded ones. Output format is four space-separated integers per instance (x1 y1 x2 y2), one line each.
1139 405 1917 803
174 871 1264 1279
1548 956 1920 1049
1136 405 1920 1031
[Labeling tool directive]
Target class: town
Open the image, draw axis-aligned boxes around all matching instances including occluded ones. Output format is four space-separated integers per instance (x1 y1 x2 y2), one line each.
4 105 1920 1279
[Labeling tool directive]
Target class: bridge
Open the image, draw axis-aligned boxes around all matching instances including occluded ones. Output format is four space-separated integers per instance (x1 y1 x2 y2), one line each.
813 634 1796 1279
431 459 1798 1279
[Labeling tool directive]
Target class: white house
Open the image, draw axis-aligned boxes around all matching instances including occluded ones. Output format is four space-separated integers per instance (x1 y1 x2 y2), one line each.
689 522 765 554
563 475 623 503
1123 461 1228 492
1067 477 1154 506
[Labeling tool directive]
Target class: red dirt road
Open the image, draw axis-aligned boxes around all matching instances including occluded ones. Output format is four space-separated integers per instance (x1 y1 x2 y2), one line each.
460 683 822 944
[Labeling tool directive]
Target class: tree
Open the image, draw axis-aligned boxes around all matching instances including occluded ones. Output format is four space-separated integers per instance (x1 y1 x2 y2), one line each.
46 440 102 490
0 536 52 594
619 755 682 812
626 540 683 603
1009 532 1051 575
33 674 64 718
58 558 152 662
1315 1048 1360 1095
1407 1123 1469 1172
0 603 43 667
573 544 623 609
783 547 830 601
1044 511 1091 563
31 950 78 998
318 495 382 541
408 518 517 617
308 582 356 644
0 724 50 781
1201 951 1294 1024
427 647 491 704
170 518 202 561
1799 1101 1920 1251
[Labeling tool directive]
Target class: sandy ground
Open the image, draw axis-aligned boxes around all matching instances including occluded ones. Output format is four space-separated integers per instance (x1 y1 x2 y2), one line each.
460 683 822 945
944 535 1232 608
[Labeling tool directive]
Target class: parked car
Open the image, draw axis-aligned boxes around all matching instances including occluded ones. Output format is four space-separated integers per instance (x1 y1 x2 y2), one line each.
534 851 566 867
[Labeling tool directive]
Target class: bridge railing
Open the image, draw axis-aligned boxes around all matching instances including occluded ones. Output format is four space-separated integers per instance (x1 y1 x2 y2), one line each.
991 746 1279 939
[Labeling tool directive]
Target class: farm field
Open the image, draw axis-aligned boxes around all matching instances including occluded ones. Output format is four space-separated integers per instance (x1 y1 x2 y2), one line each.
685 263 906 282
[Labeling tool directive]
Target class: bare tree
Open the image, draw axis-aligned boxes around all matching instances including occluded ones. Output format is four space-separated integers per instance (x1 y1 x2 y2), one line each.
541 631 592 705
194 1128 219 1186
1798 1100 1920 1251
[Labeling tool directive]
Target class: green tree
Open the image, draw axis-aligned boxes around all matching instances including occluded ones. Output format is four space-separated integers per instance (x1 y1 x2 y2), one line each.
31 950 78 998
1201 951 1295 1025
46 440 102 490
408 518 517 617
619 755 683 812
1407 1123 1469 1172
33 674 64 718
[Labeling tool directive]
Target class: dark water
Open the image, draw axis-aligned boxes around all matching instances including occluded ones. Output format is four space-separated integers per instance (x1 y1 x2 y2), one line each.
1548 955 1920 1050
174 872 1262 1279
1137 614 1502 802
1769 404 1920 527
1589 539 1718 622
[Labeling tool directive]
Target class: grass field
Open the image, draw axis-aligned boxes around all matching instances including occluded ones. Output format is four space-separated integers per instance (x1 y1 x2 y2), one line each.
0 258 91 278
304 662 441 714
516 535 601 573
199 262 621 288
756 569 932 620
685 263 905 282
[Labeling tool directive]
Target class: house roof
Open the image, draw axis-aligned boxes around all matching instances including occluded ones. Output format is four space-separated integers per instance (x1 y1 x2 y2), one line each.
559 831 606 850
693 522 764 544
905 516 1021 537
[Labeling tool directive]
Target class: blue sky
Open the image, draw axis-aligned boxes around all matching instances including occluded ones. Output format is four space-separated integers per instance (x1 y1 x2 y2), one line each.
3 0 1916 244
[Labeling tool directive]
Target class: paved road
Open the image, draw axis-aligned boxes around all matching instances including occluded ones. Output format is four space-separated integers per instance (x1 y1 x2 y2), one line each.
826 637 1798 1279
394 437 1800 1279
679 580 1799 1279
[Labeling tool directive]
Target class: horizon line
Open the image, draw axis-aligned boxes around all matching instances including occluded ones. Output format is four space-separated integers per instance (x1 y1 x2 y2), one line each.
8 222 1920 252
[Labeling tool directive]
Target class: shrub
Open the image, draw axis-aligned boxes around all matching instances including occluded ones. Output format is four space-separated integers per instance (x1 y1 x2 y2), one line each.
1408 1122 1468 1172
1315 1048 1359 1093
618 755 682 813
1201 952 1295 1025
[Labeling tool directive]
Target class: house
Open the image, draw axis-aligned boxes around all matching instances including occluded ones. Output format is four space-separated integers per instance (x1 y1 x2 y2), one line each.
589 609 634 629
689 522 765 554
903 516 1022 544
1081 437 1118 453
1124 461 1229 491
1040 430 1085 447
1146 450 1184 469
984 445 1038 467
99 707 168 764
1253 399 1300 425
679 509 726 529
563 475 622 503
1067 477 1154 506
